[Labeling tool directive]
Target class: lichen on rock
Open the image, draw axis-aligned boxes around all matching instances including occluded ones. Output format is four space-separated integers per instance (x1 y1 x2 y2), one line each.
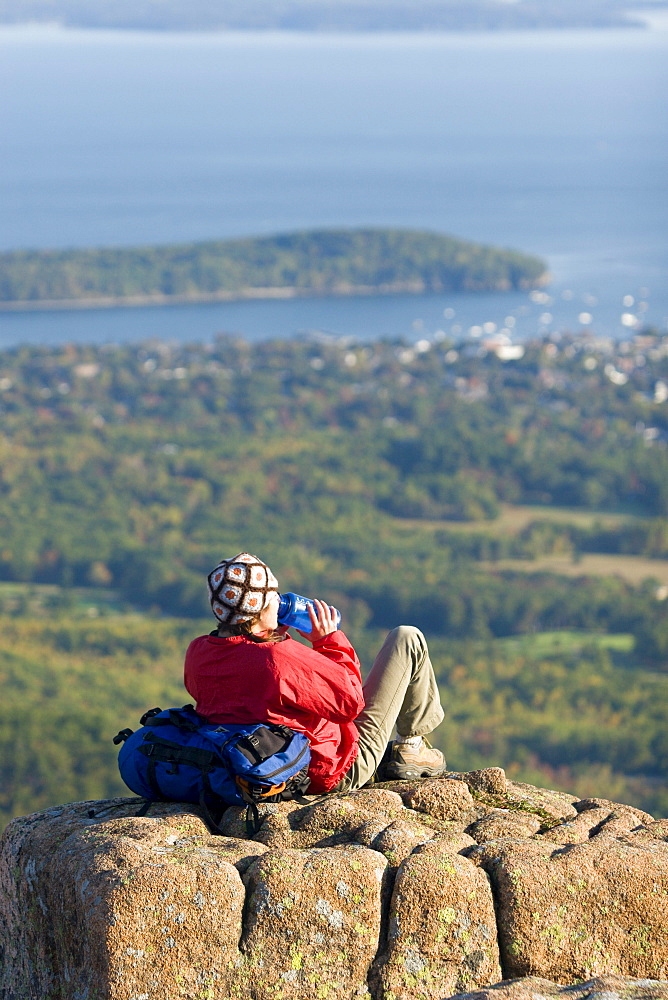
447 974 668 999
1 769 666 1000
370 838 502 999
466 834 668 982
242 844 387 998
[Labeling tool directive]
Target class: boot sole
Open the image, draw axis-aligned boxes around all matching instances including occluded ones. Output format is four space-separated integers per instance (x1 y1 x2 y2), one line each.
381 762 447 781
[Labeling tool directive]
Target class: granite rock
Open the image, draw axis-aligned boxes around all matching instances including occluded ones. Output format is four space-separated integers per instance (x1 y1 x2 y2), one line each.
242 844 387 999
444 974 668 999
462 768 508 796
467 810 542 844
401 777 480 822
0 799 256 999
1 771 665 1000
371 839 502 999
467 835 668 981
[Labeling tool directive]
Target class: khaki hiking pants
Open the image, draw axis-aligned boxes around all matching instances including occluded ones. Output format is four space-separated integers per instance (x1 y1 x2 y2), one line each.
333 625 445 793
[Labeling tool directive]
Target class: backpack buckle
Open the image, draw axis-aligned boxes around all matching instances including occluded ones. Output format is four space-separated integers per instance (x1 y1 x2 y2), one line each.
140 707 163 725
113 728 134 746
236 777 287 801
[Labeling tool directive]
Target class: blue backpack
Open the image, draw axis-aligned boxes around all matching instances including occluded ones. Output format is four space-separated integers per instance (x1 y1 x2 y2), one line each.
113 705 311 833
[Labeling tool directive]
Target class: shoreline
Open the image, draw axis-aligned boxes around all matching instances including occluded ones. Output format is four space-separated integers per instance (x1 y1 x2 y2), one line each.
0 275 550 314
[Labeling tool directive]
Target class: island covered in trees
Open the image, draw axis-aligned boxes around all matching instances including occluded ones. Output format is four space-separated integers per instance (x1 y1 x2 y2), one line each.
0 228 548 310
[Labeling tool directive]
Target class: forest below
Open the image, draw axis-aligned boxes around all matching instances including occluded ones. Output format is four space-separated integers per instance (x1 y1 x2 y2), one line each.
0 327 667 829
0 229 546 307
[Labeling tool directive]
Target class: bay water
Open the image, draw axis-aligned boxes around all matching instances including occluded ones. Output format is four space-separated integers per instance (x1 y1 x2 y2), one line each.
0 20 667 347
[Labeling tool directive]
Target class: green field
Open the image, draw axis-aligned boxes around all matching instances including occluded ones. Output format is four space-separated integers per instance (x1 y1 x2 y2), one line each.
398 501 668 590
400 502 632 536
482 553 668 588
496 630 635 658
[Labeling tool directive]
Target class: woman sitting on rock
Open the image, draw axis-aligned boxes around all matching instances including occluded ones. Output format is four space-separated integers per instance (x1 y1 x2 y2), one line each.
184 552 446 794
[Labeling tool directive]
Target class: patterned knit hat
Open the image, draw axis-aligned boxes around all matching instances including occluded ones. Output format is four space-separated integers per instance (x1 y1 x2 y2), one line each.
207 552 279 625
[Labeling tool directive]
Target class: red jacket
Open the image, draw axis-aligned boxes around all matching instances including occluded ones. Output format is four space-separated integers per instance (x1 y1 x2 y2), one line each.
183 630 364 793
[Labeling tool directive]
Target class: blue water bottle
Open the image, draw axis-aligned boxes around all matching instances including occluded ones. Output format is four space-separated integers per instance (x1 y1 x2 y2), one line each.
277 592 342 631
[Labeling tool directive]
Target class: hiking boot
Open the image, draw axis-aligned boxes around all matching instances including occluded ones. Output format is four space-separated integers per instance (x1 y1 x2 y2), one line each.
381 737 446 781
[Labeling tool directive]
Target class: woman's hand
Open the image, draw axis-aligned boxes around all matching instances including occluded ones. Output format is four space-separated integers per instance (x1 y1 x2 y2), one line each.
297 599 340 642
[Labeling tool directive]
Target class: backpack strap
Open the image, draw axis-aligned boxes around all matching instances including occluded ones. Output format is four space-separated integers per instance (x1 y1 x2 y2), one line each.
145 757 164 799
245 802 261 838
139 707 163 725
198 773 227 836
137 733 230 836
133 792 221 831
233 725 295 767
145 707 202 733
138 732 220 772
234 777 271 836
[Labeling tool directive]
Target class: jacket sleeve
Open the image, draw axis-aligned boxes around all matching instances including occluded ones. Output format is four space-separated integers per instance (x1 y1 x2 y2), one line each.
276 632 364 724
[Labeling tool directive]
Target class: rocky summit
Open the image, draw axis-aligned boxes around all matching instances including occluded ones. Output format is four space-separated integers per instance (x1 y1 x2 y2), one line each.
1 768 668 1000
